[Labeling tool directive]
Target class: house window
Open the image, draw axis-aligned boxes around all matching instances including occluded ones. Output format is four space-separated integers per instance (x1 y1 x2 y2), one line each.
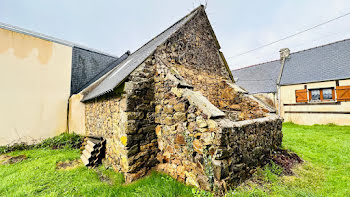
310 89 320 101
295 85 350 103
323 88 333 100
309 88 335 102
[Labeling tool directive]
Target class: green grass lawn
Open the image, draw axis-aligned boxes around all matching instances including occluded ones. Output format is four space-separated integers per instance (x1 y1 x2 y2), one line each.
229 123 350 197
0 123 349 196
0 148 196 197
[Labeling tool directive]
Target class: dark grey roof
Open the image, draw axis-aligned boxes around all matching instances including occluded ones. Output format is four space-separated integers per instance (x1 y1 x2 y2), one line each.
232 60 281 94
280 39 350 85
71 47 123 95
71 49 130 94
82 6 203 101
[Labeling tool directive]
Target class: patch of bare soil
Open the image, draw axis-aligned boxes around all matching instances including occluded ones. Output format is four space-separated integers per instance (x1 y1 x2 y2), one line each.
56 159 82 170
270 148 303 175
0 155 27 165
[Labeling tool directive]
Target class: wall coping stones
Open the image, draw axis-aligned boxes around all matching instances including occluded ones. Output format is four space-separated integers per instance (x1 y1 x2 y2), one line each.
216 114 281 129
183 89 226 118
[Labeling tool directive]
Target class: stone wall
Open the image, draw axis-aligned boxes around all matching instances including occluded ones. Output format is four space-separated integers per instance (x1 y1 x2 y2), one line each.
213 116 282 189
153 59 283 192
85 93 129 172
156 9 267 121
85 58 158 182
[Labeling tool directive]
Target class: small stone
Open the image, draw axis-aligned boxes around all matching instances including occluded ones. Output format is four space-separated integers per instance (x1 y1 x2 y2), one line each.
164 105 174 114
197 175 211 191
197 128 208 133
187 113 196 122
187 122 196 132
164 117 173 125
200 132 214 145
127 145 139 157
158 140 165 151
171 87 183 97
155 125 162 136
127 112 144 120
229 104 241 111
207 119 217 129
196 117 207 128
185 171 199 187
165 145 175 154
175 134 186 145
155 105 162 113
126 121 138 134
193 139 203 154
177 165 186 181
174 102 186 112
174 112 186 122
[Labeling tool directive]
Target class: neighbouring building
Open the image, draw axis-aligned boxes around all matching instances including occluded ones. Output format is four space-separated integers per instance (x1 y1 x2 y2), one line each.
0 21 129 145
71 6 283 192
232 39 350 125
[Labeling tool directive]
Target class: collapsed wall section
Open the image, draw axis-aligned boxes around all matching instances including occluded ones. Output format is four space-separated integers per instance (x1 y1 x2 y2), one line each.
157 8 267 121
153 59 283 192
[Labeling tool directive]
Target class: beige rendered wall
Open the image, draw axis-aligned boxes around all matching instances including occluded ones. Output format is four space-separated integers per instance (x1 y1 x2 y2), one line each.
68 93 85 135
280 79 350 125
0 28 72 145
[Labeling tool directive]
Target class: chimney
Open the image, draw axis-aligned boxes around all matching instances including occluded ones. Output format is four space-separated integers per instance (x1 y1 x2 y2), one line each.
279 48 290 60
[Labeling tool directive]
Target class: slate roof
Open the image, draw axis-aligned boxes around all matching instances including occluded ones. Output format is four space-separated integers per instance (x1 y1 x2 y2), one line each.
232 38 350 94
280 39 350 85
82 6 203 101
231 60 281 94
0 21 127 95
71 48 129 95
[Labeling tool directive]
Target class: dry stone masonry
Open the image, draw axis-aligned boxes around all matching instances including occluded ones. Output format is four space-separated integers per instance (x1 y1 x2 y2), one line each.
83 7 283 193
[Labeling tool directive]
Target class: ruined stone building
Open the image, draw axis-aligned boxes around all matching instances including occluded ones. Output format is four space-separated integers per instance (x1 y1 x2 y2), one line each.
69 6 283 191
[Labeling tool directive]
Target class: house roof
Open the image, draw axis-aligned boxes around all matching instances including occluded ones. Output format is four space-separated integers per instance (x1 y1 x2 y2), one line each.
231 60 281 94
232 38 350 94
0 21 130 96
280 39 350 85
82 6 203 101
71 48 130 95
0 21 117 58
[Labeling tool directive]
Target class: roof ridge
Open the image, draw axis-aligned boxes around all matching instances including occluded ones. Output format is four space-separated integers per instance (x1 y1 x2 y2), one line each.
82 5 204 101
122 5 204 59
290 38 350 55
0 21 118 58
232 37 350 72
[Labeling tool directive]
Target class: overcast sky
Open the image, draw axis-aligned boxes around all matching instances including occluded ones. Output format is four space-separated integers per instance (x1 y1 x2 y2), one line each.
1 0 350 70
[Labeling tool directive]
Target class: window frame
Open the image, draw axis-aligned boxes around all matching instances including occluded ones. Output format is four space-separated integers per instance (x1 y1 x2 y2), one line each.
308 87 335 102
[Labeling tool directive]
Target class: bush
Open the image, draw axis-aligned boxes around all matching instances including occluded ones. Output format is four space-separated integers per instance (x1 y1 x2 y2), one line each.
34 133 83 149
0 133 83 154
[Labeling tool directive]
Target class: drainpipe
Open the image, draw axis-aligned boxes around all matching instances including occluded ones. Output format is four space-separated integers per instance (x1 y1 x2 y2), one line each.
276 48 290 116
